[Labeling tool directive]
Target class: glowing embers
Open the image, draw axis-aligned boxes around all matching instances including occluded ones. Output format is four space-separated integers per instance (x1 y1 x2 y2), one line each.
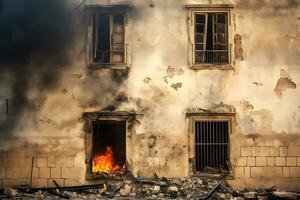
92 146 125 175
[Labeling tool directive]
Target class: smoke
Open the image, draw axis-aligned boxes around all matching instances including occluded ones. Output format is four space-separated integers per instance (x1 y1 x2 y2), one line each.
0 0 78 135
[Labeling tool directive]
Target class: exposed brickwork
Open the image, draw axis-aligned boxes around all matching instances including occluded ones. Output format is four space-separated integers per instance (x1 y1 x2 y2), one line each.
235 145 300 181
39 168 50 179
36 158 47 168
241 147 251 156
0 153 84 188
287 157 297 166
50 167 61 178
269 147 280 156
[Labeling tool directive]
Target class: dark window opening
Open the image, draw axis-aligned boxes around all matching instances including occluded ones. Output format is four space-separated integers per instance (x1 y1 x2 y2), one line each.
91 120 126 177
195 13 229 64
195 121 229 172
93 13 125 64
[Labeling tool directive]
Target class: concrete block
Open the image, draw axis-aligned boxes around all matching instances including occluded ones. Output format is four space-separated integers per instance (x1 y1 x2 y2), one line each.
50 167 61 178
39 168 50 179
48 179 64 187
241 147 251 157
65 179 81 186
288 146 300 157
256 157 267 166
245 167 250 178
32 179 48 188
280 147 288 157
269 147 280 156
252 147 261 156
48 157 56 167
287 157 297 166
0 168 5 178
32 168 39 179
283 167 290 177
267 157 275 166
290 167 300 177
56 157 74 168
0 158 4 168
36 158 47 168
251 167 262 178
5 157 32 168
263 167 282 178
297 157 300 166
234 167 244 178
3 179 29 187
275 157 286 166
7 148 34 158
260 147 269 156
247 157 255 166
236 157 247 166
6 168 30 179
61 167 82 179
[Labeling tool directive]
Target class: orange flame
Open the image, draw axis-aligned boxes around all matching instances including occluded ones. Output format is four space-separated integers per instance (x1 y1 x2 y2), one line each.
92 146 125 174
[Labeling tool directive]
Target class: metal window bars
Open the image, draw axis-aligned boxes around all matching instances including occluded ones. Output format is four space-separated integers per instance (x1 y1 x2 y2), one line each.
195 121 229 172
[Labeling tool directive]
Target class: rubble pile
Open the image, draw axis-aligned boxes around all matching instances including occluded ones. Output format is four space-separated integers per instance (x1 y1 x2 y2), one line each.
0 173 299 199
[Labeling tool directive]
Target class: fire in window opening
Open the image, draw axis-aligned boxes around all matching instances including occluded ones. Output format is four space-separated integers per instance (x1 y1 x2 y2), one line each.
194 12 229 64
91 120 126 177
92 13 125 64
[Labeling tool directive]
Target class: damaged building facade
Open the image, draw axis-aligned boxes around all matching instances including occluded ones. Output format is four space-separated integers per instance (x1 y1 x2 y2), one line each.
0 0 300 191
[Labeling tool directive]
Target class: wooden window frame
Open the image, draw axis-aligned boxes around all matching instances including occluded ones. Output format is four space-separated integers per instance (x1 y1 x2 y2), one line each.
187 5 235 70
85 6 132 70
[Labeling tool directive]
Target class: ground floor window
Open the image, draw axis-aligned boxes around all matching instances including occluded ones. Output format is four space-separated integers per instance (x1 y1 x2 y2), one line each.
195 121 229 171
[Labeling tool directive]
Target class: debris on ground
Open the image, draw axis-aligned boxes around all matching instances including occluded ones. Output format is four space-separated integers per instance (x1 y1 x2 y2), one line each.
0 172 299 199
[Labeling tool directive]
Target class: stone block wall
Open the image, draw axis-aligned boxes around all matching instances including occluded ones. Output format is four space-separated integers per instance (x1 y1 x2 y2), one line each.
0 150 84 188
233 144 300 190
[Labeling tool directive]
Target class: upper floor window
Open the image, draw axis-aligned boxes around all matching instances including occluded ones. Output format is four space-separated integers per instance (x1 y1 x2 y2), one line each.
187 4 234 69
85 5 131 69
93 13 125 64
195 12 229 64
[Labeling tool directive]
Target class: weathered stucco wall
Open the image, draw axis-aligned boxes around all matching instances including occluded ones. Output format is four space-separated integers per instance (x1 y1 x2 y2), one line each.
0 0 299 190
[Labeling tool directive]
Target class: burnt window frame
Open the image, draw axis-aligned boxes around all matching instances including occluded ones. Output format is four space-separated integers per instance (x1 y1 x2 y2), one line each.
83 111 136 180
187 5 235 70
85 5 132 70
186 112 235 175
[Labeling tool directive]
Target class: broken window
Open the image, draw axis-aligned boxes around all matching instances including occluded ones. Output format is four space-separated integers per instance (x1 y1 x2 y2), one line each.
194 12 229 64
92 13 125 64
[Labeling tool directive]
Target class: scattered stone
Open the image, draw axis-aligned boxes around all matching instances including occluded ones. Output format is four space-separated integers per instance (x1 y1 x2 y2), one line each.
168 185 179 192
273 191 300 200
0 174 291 200
4 187 18 197
34 190 43 195
244 191 257 199
129 192 136 196
119 184 132 196
152 185 160 193
97 186 106 194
